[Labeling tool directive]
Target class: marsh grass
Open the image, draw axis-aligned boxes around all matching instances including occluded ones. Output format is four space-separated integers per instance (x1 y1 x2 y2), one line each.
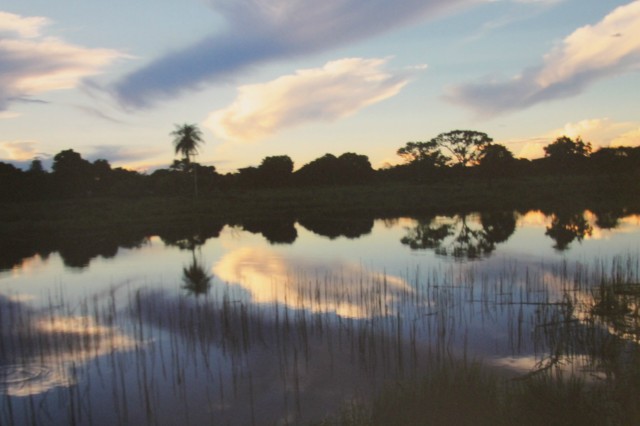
316 255 640 426
1 255 640 425
318 360 632 426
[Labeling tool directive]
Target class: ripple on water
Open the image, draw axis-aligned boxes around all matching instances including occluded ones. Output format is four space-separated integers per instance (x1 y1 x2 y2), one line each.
0 364 72 397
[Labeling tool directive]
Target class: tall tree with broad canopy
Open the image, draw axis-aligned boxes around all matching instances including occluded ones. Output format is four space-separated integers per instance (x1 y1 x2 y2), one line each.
397 140 449 167
171 123 205 197
432 130 493 167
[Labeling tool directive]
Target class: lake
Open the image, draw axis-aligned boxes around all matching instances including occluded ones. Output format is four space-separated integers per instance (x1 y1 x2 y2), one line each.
1 209 639 425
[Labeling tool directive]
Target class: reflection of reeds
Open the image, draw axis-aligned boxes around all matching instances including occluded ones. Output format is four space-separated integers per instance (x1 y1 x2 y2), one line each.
1 255 639 425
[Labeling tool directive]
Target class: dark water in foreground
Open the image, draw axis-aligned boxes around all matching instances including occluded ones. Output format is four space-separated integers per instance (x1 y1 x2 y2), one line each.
1 210 639 425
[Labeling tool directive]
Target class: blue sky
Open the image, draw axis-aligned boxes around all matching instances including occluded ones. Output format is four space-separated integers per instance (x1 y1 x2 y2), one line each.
1 0 639 172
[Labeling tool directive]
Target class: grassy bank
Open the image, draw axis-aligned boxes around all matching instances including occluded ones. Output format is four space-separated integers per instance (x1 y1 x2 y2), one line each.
314 357 640 426
2 174 639 234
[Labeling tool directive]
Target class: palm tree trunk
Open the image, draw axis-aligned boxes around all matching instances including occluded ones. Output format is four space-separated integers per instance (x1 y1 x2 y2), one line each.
194 165 198 199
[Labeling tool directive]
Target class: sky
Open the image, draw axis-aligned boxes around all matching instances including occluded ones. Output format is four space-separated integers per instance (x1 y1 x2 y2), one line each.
1 0 640 173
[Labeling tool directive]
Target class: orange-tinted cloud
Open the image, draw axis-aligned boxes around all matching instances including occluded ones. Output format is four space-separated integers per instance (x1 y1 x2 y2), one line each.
206 58 419 142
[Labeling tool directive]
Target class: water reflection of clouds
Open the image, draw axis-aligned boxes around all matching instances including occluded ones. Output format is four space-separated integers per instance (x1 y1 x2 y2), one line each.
0 297 138 397
0 363 72 398
9 254 50 276
518 210 548 227
213 246 413 318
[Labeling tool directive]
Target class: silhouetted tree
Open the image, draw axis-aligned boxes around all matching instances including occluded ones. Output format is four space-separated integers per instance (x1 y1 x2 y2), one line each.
52 149 92 177
544 136 592 160
397 140 448 166
108 167 146 197
23 158 48 199
0 162 22 200
295 152 373 186
478 143 516 181
170 158 190 172
257 155 294 187
337 152 374 183
90 159 112 194
396 140 449 183
51 149 93 196
27 159 45 174
171 123 205 197
193 163 219 193
433 130 493 168
591 146 640 180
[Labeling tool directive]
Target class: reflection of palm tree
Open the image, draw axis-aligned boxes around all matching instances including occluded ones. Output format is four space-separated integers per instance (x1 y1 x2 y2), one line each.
545 211 593 251
171 123 205 198
182 252 211 296
167 234 207 252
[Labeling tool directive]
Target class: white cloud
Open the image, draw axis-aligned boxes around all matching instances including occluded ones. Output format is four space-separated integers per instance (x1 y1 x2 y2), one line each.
447 1 640 115
0 11 48 38
206 58 419 142
549 118 639 147
0 111 20 119
611 127 640 147
0 11 124 111
503 117 640 159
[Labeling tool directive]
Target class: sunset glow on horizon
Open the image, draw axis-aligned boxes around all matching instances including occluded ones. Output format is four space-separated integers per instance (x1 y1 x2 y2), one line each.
1 1 639 173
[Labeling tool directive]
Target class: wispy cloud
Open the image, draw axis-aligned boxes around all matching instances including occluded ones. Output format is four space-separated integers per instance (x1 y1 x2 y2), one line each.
0 11 124 112
447 1 640 116
86 145 164 166
206 57 421 142
111 0 480 108
468 0 563 40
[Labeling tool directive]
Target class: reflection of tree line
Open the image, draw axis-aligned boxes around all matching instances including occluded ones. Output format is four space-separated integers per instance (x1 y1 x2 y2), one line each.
0 209 636 271
402 208 634 258
0 220 224 271
401 211 516 259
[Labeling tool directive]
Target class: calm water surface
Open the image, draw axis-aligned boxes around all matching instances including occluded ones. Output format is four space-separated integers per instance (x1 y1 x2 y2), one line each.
1 210 639 425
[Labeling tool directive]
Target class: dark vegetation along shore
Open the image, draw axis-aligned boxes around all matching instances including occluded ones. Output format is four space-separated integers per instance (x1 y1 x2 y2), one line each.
1 129 639 229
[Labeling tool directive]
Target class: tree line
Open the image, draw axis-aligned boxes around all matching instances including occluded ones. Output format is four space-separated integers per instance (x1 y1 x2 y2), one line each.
1 127 639 201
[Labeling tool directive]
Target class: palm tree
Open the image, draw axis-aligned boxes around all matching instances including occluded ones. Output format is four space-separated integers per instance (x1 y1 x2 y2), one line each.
171 123 205 197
